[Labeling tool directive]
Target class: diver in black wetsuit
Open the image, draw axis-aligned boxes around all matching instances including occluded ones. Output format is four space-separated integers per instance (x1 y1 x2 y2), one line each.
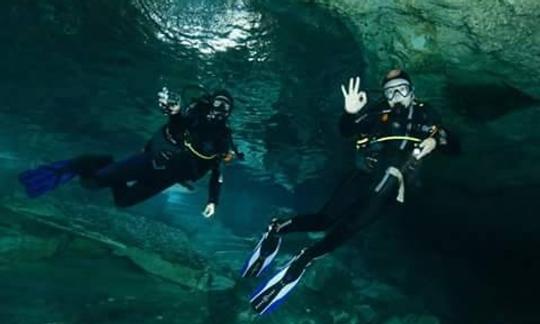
242 69 460 315
19 87 241 217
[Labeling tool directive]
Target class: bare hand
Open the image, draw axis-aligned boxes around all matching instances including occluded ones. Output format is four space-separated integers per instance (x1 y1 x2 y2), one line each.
340 76 368 114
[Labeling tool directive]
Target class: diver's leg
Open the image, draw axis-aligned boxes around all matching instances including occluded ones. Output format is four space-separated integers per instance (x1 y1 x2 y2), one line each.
78 152 174 207
111 177 175 207
275 170 369 234
89 152 152 187
71 154 114 177
249 175 400 313
303 175 399 260
242 171 367 277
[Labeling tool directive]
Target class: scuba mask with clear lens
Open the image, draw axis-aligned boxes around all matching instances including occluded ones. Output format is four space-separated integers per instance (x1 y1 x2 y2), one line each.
383 83 412 101
206 95 232 121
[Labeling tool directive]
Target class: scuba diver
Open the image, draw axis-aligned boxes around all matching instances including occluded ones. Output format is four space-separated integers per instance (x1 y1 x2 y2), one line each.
241 69 460 314
18 86 242 218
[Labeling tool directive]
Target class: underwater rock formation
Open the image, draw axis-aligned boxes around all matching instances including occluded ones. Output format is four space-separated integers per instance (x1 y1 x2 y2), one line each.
316 0 540 99
1 197 235 291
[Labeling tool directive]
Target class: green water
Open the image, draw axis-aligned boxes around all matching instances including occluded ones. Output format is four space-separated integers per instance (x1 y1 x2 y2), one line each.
1 1 539 323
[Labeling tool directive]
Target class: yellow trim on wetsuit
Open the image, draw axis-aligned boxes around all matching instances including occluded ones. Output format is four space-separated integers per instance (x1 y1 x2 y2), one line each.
183 140 218 160
356 136 422 149
356 138 370 145
373 136 422 143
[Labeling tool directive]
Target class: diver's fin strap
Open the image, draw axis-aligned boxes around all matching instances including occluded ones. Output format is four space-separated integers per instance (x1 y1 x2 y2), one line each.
374 166 405 203
275 219 292 233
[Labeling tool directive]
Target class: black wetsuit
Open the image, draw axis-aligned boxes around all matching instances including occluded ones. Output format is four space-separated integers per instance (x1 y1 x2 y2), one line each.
273 100 459 262
72 101 233 207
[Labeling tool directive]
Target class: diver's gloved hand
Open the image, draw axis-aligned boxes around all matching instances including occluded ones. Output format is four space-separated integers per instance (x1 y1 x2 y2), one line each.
158 87 181 115
414 137 437 160
341 76 368 114
202 203 216 218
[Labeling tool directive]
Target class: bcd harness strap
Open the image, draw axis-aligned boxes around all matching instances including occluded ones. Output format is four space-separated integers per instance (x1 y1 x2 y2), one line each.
165 127 219 160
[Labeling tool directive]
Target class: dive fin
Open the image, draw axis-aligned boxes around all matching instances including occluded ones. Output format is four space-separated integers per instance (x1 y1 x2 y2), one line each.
18 160 77 198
